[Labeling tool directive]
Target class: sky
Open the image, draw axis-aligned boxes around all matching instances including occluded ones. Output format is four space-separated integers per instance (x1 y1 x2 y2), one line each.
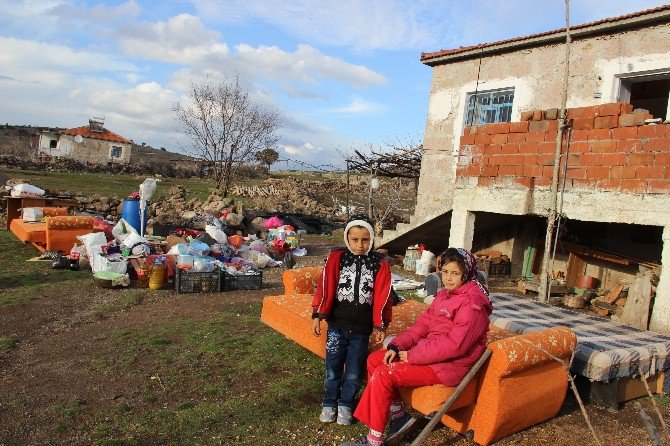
0 0 666 170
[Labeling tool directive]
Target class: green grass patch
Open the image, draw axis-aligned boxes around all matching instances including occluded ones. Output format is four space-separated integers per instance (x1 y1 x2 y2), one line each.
84 302 362 445
0 338 18 350
92 290 145 319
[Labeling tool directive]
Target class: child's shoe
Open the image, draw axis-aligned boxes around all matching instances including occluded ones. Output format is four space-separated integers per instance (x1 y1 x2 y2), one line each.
339 435 383 445
336 405 353 425
386 412 415 439
319 406 336 423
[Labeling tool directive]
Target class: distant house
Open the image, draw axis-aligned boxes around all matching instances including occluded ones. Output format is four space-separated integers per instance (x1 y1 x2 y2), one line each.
38 117 132 164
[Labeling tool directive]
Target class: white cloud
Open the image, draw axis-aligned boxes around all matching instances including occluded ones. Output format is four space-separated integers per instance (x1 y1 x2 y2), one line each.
330 96 385 115
51 0 141 23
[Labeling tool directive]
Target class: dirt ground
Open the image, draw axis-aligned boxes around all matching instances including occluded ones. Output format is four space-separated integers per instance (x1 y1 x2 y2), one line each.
1 234 668 446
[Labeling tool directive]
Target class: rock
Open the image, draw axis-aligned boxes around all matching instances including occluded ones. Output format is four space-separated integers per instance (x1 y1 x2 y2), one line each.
226 212 244 227
182 211 197 220
249 217 267 234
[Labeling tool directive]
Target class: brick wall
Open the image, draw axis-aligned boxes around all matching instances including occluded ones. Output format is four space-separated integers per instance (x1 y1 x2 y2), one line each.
456 102 670 193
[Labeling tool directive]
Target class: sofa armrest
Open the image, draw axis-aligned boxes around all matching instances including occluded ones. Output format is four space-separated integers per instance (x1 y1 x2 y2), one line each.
282 266 323 295
487 326 576 377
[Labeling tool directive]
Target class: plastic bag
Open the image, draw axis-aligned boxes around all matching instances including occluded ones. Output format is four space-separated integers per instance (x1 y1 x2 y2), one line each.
205 224 227 244
77 231 108 258
264 215 283 229
191 259 216 273
227 235 243 249
10 183 45 198
187 240 210 257
112 219 138 243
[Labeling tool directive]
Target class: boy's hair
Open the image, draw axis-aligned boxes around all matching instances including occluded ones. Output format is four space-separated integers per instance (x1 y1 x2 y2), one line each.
439 248 467 275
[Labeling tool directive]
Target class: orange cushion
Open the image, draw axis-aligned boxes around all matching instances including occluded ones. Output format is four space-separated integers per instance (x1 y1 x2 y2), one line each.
46 216 94 230
29 207 67 218
10 219 47 244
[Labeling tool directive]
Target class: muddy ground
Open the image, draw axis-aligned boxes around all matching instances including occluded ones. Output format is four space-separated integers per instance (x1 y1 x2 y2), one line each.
0 234 667 446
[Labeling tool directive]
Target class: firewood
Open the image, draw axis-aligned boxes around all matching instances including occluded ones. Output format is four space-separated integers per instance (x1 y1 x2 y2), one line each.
601 284 625 304
615 297 627 307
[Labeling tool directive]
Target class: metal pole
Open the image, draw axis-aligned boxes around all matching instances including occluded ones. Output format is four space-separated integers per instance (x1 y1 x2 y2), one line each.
367 163 374 219
538 0 571 302
346 161 351 220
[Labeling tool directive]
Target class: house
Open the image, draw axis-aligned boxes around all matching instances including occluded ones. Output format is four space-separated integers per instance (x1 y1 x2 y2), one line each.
38 117 132 164
381 6 670 333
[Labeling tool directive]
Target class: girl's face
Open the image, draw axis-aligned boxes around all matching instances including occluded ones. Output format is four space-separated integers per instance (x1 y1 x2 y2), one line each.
441 261 465 291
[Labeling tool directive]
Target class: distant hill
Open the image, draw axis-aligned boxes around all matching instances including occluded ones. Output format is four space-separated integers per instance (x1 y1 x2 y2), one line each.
129 143 197 165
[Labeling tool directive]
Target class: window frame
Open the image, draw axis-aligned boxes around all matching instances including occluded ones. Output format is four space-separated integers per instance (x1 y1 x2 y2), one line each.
110 145 123 159
463 87 515 129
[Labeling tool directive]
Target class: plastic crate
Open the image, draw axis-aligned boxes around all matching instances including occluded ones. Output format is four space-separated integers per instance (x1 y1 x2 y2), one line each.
221 271 263 291
489 261 511 277
175 268 221 293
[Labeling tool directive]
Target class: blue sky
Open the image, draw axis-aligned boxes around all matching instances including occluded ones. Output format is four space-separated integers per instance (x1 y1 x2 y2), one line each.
0 0 666 169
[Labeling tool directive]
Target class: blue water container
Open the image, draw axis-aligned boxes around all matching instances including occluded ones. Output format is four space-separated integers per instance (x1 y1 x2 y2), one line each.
121 197 147 235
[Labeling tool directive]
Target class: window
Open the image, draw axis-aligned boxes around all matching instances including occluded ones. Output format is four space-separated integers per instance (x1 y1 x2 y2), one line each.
110 146 123 158
619 72 670 121
464 88 515 127
49 139 57 149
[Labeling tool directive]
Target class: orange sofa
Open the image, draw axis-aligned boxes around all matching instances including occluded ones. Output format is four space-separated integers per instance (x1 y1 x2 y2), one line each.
10 211 101 253
261 267 576 446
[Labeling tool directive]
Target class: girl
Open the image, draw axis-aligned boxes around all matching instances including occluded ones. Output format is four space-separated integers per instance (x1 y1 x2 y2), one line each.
340 247 492 446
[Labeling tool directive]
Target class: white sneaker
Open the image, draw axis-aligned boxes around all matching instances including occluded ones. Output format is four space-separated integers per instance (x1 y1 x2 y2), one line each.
319 406 336 423
337 406 353 425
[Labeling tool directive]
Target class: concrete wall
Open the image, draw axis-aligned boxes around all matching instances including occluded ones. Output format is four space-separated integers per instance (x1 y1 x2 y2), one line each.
59 134 132 164
38 132 70 157
417 22 670 215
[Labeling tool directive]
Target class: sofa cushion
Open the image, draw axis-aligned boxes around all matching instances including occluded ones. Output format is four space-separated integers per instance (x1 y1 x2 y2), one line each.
9 219 47 244
46 216 94 230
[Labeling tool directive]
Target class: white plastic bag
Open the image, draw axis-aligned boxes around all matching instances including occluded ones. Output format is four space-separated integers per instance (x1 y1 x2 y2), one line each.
91 254 128 274
205 224 227 244
77 231 108 258
112 219 138 243
10 183 45 198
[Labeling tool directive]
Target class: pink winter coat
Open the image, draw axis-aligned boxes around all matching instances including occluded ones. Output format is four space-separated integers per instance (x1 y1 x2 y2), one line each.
389 281 492 386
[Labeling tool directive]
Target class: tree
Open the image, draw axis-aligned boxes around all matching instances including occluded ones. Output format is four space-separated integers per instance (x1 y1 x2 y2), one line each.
172 77 281 196
255 148 279 172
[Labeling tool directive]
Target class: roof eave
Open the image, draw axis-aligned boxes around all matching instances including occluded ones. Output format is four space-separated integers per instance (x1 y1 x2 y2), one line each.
422 8 670 66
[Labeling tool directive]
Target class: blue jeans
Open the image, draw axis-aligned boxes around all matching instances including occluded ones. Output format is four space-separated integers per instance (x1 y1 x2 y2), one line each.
323 325 369 409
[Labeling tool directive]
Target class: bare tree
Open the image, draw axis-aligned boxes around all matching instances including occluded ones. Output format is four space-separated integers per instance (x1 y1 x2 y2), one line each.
173 77 281 196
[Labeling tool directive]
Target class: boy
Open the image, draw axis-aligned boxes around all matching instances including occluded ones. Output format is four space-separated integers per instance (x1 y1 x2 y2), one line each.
311 214 393 425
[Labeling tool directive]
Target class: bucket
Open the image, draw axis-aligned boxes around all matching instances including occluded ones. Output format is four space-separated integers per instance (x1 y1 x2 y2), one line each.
121 198 147 235
576 274 597 289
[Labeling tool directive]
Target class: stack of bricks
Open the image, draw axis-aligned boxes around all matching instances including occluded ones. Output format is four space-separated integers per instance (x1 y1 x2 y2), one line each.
456 102 670 193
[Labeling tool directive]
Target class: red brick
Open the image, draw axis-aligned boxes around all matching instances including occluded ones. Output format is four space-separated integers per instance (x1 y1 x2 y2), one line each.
594 103 622 117
489 155 506 166
601 154 626 165
572 130 589 141
535 178 551 187
483 144 501 155
567 153 580 165
566 167 586 179
571 179 595 189
537 154 555 165
567 107 595 119
628 153 655 166
480 165 499 176
532 110 544 121
514 177 533 188
499 165 522 176
586 166 610 179
474 134 492 144
618 114 637 127
526 131 546 142
463 164 481 176
510 121 530 133
638 125 666 138
542 165 556 177
508 133 526 143
547 120 559 132
520 111 534 121
544 108 559 120
460 134 476 145
490 133 508 145
580 153 603 165
648 180 670 193
505 154 523 165
483 122 510 135
610 166 636 180
518 142 538 154
471 156 483 166
570 141 590 153
587 128 612 140
501 143 519 154
537 142 557 154
524 165 544 177
621 103 634 114
572 118 594 130
656 153 670 168
612 126 638 140
636 166 665 179
618 140 643 153
594 115 618 129
529 120 549 132
464 126 475 135
478 176 494 186
644 138 670 152
590 140 617 153
620 179 646 193
545 131 559 142
523 154 539 165
598 179 622 190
